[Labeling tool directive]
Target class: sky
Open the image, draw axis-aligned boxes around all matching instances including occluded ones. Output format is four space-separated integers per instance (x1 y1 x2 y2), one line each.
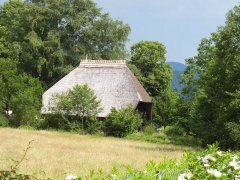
93 0 239 63
0 0 239 63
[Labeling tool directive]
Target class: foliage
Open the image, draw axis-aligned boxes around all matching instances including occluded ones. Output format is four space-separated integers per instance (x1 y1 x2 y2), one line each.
181 144 240 179
131 41 172 97
52 84 102 134
130 41 177 128
127 132 200 147
80 159 182 180
152 90 180 127
143 124 156 135
0 58 43 127
104 105 143 137
165 125 186 137
0 0 130 86
180 5 240 149
0 113 8 127
70 144 239 179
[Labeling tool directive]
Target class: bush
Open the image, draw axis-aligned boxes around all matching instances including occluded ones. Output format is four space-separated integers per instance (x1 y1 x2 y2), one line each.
0 113 8 127
143 124 156 135
104 105 143 137
181 144 240 179
19 125 36 130
52 84 102 134
165 125 186 137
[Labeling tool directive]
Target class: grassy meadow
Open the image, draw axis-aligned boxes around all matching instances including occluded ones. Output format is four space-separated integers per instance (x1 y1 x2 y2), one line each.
0 128 193 179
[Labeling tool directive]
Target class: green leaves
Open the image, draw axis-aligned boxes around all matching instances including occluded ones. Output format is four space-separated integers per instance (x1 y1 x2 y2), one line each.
104 105 143 137
0 0 130 85
130 41 175 127
52 84 102 133
0 58 43 127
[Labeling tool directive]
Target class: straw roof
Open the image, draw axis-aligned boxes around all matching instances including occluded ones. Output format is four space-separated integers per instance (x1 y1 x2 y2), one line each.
42 60 152 117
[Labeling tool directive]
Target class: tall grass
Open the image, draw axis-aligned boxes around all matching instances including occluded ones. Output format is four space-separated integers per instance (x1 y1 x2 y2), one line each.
0 128 191 179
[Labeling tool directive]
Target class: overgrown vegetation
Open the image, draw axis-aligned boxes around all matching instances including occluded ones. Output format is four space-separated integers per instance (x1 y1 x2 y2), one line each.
65 144 240 179
50 84 102 134
177 5 240 149
104 105 143 137
2 137 239 180
0 0 239 151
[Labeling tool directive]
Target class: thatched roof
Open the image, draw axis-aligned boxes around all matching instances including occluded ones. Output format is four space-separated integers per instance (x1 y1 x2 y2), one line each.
42 60 152 117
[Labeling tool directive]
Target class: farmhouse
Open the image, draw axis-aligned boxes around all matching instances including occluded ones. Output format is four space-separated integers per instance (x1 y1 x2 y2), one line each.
41 60 152 119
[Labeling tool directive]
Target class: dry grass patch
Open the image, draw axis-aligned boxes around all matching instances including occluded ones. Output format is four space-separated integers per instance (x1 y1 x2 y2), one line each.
0 128 193 179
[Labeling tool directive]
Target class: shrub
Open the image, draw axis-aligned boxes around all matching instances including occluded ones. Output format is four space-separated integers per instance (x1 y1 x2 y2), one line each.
165 125 186 137
181 144 240 179
19 125 36 130
104 105 143 137
0 113 8 127
143 124 156 135
51 84 102 134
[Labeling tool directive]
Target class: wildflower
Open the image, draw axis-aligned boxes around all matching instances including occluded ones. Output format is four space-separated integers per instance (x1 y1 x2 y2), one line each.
229 157 240 170
65 174 78 180
204 164 210 168
207 168 222 178
186 172 193 179
216 151 222 156
235 175 240 180
201 154 216 164
230 156 240 168
178 172 193 180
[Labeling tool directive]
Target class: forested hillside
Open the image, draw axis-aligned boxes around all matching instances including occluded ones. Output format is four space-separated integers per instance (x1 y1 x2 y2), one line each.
167 62 186 91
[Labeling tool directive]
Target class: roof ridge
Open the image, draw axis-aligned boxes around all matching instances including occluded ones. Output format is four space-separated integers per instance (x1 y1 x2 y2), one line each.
80 60 126 64
79 60 127 67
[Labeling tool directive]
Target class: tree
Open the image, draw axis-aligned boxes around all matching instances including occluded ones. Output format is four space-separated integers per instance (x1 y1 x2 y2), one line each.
130 41 174 127
0 0 130 86
52 84 102 133
181 5 240 149
130 41 172 96
0 58 43 127
104 105 143 137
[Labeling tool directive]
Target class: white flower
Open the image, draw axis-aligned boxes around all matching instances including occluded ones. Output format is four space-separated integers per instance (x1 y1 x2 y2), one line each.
229 158 240 170
204 164 210 167
178 172 193 180
202 154 216 164
178 174 186 180
216 151 222 156
5 110 13 115
207 168 222 178
229 156 240 170
235 175 240 180
65 174 78 180
186 172 193 179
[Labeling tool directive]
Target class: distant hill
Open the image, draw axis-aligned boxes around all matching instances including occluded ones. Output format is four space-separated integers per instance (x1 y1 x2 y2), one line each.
167 62 186 71
167 62 186 91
